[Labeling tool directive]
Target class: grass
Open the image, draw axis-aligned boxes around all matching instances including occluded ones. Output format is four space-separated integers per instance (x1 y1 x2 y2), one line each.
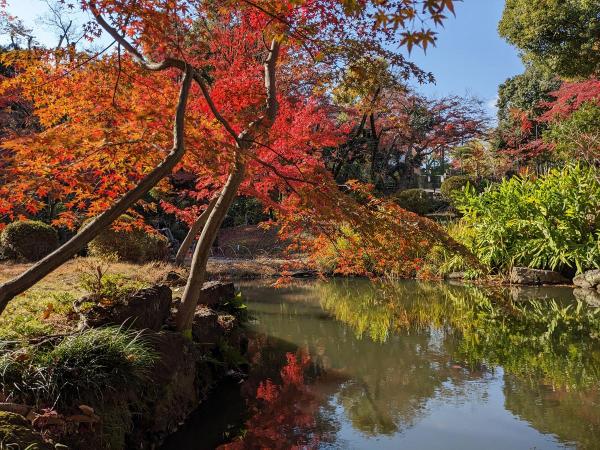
0 258 183 341
0 327 156 408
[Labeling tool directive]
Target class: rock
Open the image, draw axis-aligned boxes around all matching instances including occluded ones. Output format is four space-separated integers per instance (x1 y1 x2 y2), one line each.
77 284 172 331
291 270 317 278
574 288 600 307
0 411 53 449
198 281 235 306
78 405 94 417
0 402 30 416
160 270 187 287
573 269 600 289
509 267 570 285
192 306 237 343
217 314 236 333
191 306 220 343
446 271 466 280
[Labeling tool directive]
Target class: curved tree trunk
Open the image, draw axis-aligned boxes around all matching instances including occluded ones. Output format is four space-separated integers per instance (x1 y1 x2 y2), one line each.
175 156 247 332
174 38 281 334
0 69 193 315
174 196 218 266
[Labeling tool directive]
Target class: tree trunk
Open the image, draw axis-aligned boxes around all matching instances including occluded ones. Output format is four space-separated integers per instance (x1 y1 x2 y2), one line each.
175 156 247 333
174 196 218 266
174 38 281 334
0 69 193 315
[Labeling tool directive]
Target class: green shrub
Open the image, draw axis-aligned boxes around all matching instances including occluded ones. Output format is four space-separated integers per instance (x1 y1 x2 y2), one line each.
87 216 169 262
440 175 475 203
0 220 59 261
454 164 600 273
0 327 156 407
392 189 445 215
0 243 17 261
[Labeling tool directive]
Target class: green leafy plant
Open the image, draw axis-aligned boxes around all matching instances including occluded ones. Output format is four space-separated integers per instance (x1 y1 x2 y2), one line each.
418 220 485 279
454 164 600 274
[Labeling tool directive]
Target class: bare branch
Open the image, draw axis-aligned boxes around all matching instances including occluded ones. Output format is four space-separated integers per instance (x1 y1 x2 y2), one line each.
192 72 241 145
89 3 184 72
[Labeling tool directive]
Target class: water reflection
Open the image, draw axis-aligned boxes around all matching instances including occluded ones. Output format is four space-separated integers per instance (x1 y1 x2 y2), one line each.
166 280 600 449
318 280 600 389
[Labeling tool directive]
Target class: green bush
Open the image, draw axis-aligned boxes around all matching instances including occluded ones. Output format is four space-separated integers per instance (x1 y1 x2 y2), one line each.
440 176 475 203
0 220 59 261
392 189 445 215
0 327 156 407
87 216 169 262
454 164 600 273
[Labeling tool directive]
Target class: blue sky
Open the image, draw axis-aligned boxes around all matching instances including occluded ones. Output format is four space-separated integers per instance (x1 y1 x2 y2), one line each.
404 0 524 114
4 0 524 116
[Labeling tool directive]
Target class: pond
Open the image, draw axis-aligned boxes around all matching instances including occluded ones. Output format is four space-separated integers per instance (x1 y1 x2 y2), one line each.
163 280 600 450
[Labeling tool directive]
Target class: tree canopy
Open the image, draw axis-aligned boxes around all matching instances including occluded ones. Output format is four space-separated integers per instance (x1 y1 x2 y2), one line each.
499 0 600 78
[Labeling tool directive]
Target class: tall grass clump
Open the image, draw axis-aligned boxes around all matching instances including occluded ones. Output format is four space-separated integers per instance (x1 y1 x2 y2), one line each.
0 327 156 407
454 164 600 274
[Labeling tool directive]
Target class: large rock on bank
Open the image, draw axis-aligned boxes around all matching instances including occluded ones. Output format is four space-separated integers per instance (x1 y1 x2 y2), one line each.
573 269 600 289
572 269 600 307
198 281 235 306
75 285 172 331
509 267 570 285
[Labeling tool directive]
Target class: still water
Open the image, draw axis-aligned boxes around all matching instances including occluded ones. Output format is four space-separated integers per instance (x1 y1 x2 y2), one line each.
163 280 600 449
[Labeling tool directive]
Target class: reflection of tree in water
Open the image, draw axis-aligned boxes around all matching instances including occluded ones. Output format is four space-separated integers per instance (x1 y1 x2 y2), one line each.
231 280 599 448
503 375 600 450
316 279 600 447
219 350 336 449
318 279 600 390
241 283 487 440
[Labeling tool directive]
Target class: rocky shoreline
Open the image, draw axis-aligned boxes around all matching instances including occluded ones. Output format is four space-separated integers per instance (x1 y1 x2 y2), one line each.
0 278 247 450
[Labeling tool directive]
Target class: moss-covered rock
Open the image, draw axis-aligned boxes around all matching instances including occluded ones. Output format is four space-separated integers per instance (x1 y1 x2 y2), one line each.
0 221 59 261
0 411 53 450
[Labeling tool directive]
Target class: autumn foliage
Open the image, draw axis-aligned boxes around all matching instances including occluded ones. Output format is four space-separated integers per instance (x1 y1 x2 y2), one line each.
0 0 461 318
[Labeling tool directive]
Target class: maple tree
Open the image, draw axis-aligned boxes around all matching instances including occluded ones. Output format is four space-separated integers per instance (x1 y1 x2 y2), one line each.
0 0 458 332
328 83 487 191
276 180 480 278
539 80 600 164
497 79 600 164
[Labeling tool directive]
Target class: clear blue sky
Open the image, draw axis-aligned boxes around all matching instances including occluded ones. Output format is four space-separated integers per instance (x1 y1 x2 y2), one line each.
404 0 524 115
5 0 524 116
